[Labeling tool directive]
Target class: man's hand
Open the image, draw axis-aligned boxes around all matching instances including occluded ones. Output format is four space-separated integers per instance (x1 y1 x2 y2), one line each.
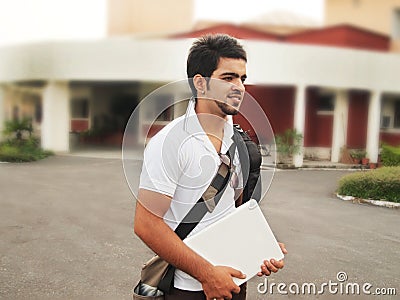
201 266 246 300
257 242 288 276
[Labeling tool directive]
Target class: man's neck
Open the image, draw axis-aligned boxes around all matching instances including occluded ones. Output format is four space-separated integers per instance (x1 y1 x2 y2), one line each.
195 99 227 153
194 99 227 135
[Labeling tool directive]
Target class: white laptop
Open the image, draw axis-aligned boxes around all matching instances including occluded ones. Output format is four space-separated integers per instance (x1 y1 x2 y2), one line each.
184 199 284 285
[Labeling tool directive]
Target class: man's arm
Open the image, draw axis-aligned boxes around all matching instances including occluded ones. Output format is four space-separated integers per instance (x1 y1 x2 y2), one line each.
134 189 246 300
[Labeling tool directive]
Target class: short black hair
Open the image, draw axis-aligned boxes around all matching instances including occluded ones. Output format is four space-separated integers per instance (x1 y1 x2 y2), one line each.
187 34 247 96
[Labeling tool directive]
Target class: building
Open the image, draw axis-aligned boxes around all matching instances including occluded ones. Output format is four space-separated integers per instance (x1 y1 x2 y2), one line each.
107 0 194 36
325 0 400 52
1 0 400 167
174 23 400 166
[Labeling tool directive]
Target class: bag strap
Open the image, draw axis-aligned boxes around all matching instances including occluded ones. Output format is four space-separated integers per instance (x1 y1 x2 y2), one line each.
158 139 237 293
174 140 236 240
232 125 262 204
232 125 249 193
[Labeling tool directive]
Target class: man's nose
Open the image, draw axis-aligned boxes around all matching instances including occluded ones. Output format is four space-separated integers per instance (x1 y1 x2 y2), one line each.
232 78 245 92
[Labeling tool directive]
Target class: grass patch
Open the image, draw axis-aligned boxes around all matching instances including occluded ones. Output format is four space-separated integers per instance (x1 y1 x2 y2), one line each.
337 167 400 203
381 144 400 166
0 138 53 162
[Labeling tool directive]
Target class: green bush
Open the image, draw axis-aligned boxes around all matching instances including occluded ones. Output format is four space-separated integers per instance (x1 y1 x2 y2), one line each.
337 167 400 203
1 119 53 162
3 118 33 140
381 144 400 166
0 137 53 162
275 129 303 163
349 149 366 160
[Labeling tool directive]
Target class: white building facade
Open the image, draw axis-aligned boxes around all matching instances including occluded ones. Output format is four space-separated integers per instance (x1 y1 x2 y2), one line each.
0 38 399 166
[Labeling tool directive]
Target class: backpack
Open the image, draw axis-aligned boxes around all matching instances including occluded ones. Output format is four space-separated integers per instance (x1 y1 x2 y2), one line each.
233 124 262 205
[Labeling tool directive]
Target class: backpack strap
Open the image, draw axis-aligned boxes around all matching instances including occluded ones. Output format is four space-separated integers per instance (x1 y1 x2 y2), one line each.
232 125 250 193
233 124 262 204
158 140 237 293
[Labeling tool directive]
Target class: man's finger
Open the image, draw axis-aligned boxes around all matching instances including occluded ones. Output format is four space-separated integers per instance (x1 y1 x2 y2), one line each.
279 242 288 254
265 260 278 273
232 285 241 295
229 267 246 279
261 264 271 275
271 259 284 269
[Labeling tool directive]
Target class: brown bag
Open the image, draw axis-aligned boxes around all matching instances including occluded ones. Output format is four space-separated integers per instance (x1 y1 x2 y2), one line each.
132 255 168 299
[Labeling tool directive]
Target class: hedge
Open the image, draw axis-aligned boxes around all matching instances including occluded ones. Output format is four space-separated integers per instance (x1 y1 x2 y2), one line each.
381 144 400 166
337 167 400 203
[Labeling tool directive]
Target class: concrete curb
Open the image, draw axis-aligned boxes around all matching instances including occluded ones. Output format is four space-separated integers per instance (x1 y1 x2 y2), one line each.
299 168 362 171
336 193 400 209
261 163 371 171
300 165 369 170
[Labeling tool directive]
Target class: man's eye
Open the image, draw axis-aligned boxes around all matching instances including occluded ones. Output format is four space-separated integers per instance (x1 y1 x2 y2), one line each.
241 78 246 83
223 77 233 81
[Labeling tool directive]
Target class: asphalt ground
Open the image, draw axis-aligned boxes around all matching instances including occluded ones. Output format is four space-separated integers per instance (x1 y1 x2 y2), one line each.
0 156 399 299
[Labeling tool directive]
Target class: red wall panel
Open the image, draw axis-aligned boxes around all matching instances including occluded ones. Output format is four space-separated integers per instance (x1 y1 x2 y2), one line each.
236 85 294 140
143 123 165 139
380 132 400 146
304 88 333 147
347 91 369 148
70 119 89 132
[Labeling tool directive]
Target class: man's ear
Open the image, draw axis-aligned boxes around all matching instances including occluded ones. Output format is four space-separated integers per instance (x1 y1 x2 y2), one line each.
193 74 207 96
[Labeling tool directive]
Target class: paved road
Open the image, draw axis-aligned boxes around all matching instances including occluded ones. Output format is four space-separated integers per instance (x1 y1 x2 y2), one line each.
0 156 399 299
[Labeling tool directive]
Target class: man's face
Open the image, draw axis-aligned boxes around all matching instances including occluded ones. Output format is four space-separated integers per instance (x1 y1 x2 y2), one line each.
205 57 247 116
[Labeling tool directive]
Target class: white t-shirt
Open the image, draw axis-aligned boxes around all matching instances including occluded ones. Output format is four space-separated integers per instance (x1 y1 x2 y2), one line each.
139 102 242 291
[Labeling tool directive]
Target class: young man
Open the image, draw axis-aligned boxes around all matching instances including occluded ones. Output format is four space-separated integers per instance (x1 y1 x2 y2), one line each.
134 34 286 300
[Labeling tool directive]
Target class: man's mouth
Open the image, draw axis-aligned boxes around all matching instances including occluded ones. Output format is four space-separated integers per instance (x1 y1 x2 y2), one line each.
227 94 243 106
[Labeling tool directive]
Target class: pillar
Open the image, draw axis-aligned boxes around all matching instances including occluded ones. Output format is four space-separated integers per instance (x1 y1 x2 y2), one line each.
293 85 306 167
41 81 70 152
331 90 349 162
366 91 381 163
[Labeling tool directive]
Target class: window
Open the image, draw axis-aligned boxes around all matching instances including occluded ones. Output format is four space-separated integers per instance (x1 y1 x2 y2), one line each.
394 100 400 128
35 102 42 123
71 98 90 132
318 94 334 112
381 116 391 129
71 98 89 118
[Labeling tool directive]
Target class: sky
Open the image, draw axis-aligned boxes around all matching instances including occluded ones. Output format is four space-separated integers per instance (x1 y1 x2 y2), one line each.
0 0 324 47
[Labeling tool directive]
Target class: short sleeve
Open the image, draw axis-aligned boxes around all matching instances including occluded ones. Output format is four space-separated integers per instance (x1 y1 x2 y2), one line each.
139 133 182 197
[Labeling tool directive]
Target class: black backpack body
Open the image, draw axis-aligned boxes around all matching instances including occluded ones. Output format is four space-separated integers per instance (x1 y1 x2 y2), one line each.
233 124 262 204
